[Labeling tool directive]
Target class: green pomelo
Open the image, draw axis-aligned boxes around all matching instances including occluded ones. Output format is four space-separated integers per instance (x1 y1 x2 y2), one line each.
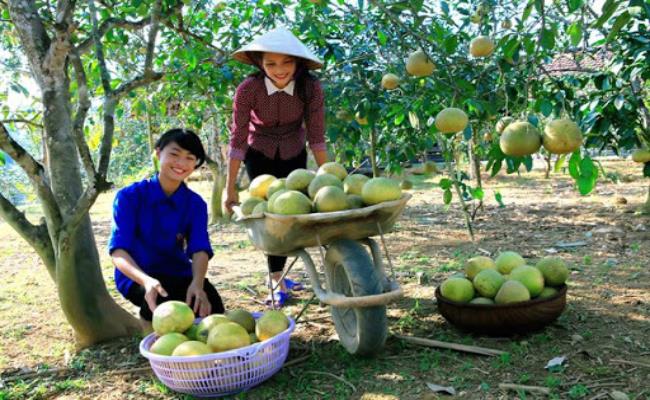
266 178 286 198
543 118 583 154
307 173 342 199
538 287 559 299
400 179 413 190
256 310 290 342
240 196 264 216
286 169 316 192
266 189 288 213
273 190 313 215
535 257 569 286
207 322 251 352
150 332 188 356
495 280 531 304
473 269 506 298
632 149 650 163
440 277 475 303
343 174 369 195
424 161 439 174
495 116 514 134
196 314 229 343
317 161 348 181
249 174 277 199
464 256 496 280
152 300 195 335
495 251 526 274
184 324 199 341
469 297 495 305
171 340 212 357
346 194 364 209
249 332 259 343
314 186 348 212
509 265 545 297
435 107 469 134
226 309 256 333
499 121 542 157
251 201 267 215
361 177 402 205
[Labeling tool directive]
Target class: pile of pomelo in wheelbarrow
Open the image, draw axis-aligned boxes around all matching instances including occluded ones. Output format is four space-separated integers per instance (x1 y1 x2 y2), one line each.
436 251 570 335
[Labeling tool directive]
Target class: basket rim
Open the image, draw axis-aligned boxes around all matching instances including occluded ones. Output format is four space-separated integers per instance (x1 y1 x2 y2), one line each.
435 284 567 309
139 312 295 363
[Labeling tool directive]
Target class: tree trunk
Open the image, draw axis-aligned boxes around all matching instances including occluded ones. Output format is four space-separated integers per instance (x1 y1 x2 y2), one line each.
369 128 379 177
643 183 650 214
208 162 226 224
544 155 551 179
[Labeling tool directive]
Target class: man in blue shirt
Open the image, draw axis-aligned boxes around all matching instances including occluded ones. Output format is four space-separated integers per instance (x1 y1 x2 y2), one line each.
109 129 224 325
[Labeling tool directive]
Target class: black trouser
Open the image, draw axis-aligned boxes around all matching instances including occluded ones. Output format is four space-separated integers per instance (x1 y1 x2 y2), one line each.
125 274 224 321
245 147 307 273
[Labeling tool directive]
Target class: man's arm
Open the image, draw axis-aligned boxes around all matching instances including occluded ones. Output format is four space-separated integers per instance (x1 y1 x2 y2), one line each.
111 249 168 313
186 251 211 317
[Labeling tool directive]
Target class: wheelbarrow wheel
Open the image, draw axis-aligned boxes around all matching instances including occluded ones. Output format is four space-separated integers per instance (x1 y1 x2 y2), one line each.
324 239 387 356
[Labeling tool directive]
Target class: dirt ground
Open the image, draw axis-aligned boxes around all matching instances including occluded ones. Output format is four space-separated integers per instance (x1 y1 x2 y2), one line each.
0 160 648 399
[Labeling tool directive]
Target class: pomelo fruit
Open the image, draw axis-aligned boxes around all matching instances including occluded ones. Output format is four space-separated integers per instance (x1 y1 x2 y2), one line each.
361 177 402 205
440 277 475 303
255 310 290 341
470 36 495 57
286 169 316 192
470 13 481 23
473 269 505 298
500 121 542 157
435 107 469 134
267 189 288 213
184 324 199 341
494 280 531 304
495 116 514 134
251 201 267 215
495 251 525 274
355 112 369 126
207 322 250 352
307 173 343 199
464 256 496 280
267 178 287 198
152 300 195 335
381 73 400 90
249 174 277 199
631 149 650 163
406 50 435 77
400 179 413 190
272 190 313 215
249 332 259 343
226 309 256 333
501 20 512 29
314 186 348 212
150 332 188 356
196 314 230 343
240 196 264 216
171 340 212 357
424 161 439 174
343 174 369 195
535 257 569 286
470 297 495 305
538 286 559 299
509 265 545 297
317 161 348 180
542 118 583 154
346 194 364 209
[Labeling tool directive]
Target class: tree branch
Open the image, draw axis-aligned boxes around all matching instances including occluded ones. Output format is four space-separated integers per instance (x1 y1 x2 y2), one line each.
75 17 149 54
43 0 75 75
7 0 51 84
0 118 43 128
87 0 112 95
69 50 96 180
143 0 162 75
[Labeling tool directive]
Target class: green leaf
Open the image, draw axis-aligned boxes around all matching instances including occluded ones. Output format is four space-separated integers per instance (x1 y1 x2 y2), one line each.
522 0 535 22
494 191 505 208
408 111 420 129
0 151 5 166
568 152 581 180
568 22 582 46
614 95 625 110
471 187 484 200
577 176 595 195
540 99 553 117
524 156 533 171
439 178 452 190
377 30 387 46
594 0 620 28
490 159 503 177
643 162 650 178
541 28 556 50
443 188 453 204
554 154 566 173
568 0 583 12
580 156 595 179
607 12 631 42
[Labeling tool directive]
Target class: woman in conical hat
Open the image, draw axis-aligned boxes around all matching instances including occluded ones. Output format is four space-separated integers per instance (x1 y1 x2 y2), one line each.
224 27 328 307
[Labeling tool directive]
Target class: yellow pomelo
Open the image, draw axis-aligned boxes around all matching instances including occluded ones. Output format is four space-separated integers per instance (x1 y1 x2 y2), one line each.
207 322 250 352
267 178 287 198
494 280 531 304
361 177 402 205
381 73 400 90
346 194 364 209
509 265 545 297
535 257 569 286
249 174 277 199
495 116 514 134
631 149 650 163
406 50 435 77
267 189 288 213
343 174 369 195
317 161 348 180
464 256 496 280
500 121 542 156
473 269 505 298
308 173 343 199
196 314 229 343
226 309 256 333
240 196 264 216
543 118 583 154
314 186 348 212
150 332 188 356
440 277 475 303
171 340 212 357
355 112 369 126
470 297 495 305
495 251 525 274
152 300 194 335
470 36 495 57
435 108 469 134
538 287 559 299
272 190 313 215
256 310 290 341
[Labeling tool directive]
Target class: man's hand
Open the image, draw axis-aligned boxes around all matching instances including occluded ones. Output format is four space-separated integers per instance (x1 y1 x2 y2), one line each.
223 188 239 214
144 277 168 313
186 280 211 317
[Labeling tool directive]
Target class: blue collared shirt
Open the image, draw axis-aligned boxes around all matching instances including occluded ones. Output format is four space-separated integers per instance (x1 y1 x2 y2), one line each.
109 175 214 297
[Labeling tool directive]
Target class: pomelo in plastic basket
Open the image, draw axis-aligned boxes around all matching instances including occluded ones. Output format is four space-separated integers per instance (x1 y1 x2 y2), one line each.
152 300 195 335
494 280 531 304
208 322 251 352
226 309 256 333
150 332 188 356
286 169 316 192
473 269 505 298
495 251 525 275
535 257 569 286
272 191 312 215
538 286 559 299
196 314 230 343
440 277 475 303
249 332 259 343
255 311 290 342
346 194 364 209
307 173 342 199
249 174 277 199
464 256 496 280
266 178 286 198
317 161 348 181
183 324 199 340
509 265 545 297
361 177 402 205
343 174 369 195
171 340 212 357
314 186 348 212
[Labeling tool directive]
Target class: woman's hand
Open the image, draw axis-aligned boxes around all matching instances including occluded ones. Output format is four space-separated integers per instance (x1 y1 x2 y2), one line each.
143 277 168 313
223 188 239 214
186 280 211 317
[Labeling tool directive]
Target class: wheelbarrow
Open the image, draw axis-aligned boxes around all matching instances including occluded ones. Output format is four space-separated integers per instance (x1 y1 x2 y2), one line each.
233 193 411 356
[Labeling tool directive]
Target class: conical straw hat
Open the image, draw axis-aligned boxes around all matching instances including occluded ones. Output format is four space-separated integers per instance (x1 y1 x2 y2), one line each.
232 27 323 70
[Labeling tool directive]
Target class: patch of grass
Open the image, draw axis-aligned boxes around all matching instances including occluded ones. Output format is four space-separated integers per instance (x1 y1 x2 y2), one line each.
544 375 562 388
53 378 86 391
568 384 589 398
